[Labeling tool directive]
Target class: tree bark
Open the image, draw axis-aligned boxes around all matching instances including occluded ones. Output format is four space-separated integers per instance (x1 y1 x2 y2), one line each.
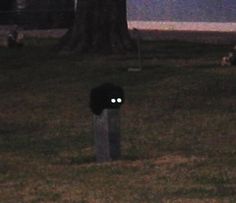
59 0 136 54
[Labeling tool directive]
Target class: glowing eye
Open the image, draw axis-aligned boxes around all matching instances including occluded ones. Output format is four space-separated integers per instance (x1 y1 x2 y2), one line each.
111 98 116 103
117 98 122 103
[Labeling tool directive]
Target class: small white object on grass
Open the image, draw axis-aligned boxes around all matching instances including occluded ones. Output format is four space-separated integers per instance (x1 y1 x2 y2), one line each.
221 52 235 67
221 56 231 66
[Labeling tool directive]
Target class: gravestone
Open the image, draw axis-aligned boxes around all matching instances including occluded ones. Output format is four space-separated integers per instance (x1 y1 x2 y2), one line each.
94 109 121 162
90 83 124 162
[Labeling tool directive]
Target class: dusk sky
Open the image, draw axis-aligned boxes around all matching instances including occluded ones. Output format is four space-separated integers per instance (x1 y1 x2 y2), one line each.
127 0 236 22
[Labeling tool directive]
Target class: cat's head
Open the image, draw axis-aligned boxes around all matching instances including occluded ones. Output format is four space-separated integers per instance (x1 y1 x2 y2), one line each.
90 83 125 115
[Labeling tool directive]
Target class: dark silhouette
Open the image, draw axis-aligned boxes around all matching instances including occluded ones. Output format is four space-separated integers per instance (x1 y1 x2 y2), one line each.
90 83 125 115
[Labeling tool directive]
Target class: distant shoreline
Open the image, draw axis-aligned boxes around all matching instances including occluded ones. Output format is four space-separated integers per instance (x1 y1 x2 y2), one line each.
1 21 236 33
128 21 236 32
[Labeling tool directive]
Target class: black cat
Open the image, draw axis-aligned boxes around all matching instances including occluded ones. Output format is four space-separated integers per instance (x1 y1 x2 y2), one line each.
90 83 125 115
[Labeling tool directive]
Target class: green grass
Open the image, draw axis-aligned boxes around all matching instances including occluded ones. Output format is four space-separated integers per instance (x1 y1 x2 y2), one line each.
0 38 236 202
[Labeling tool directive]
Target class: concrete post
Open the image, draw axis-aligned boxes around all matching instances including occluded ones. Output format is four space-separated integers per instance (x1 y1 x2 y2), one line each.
94 109 121 162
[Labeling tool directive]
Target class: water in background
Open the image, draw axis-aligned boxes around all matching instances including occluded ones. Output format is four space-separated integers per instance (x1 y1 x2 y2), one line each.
127 0 236 22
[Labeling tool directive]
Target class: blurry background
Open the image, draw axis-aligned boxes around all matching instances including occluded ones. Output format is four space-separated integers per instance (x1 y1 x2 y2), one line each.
1 0 236 28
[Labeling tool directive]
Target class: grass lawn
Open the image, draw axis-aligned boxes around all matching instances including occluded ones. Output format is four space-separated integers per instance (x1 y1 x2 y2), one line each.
0 38 236 202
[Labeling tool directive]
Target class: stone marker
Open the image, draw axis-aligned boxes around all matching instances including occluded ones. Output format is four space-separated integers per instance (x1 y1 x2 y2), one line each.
94 109 121 162
90 83 124 162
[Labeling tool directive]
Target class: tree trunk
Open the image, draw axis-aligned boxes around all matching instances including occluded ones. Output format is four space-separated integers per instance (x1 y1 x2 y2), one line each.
59 0 136 54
